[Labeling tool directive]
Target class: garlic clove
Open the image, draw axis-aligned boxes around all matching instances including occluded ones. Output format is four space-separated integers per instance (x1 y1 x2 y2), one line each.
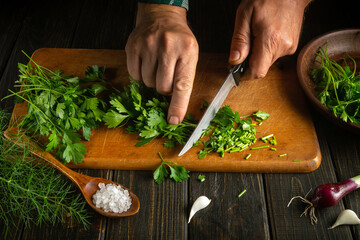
188 196 211 223
329 209 360 229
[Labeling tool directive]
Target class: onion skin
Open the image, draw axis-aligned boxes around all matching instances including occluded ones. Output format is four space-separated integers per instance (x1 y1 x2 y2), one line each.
311 179 358 208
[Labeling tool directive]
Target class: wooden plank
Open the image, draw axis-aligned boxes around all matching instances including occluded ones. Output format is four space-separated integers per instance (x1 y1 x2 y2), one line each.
318 114 360 239
10 48 320 173
188 172 270 239
264 111 353 239
0 1 110 239
72 0 136 49
0 2 30 109
19 169 109 240
104 170 188 239
0 2 29 78
0 2 30 239
0 0 80 110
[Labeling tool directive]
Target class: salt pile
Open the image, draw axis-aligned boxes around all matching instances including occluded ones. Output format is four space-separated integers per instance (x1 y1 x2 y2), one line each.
92 183 132 213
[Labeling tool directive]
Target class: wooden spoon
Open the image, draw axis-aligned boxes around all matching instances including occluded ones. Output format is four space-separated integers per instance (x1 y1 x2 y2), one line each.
4 127 140 218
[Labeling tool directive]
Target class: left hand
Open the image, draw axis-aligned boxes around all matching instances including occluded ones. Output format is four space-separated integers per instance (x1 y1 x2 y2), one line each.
229 0 311 79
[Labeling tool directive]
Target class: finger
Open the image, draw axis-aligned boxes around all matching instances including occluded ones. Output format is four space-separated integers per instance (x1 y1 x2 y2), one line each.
125 43 142 81
140 53 157 88
156 56 176 95
229 4 253 65
249 33 277 79
167 57 197 124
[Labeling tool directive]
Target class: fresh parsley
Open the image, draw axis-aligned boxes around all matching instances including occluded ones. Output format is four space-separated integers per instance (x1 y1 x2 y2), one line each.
312 43 360 124
198 174 206 182
197 106 269 159
5 52 107 163
104 78 197 147
153 152 189 184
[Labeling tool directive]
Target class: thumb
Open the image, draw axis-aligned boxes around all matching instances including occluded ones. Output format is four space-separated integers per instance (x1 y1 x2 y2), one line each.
229 6 252 65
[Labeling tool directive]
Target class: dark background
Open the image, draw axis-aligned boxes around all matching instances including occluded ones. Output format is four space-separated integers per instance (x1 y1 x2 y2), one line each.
1 0 360 239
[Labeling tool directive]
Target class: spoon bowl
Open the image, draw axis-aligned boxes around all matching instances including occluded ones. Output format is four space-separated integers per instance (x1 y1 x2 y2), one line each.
4 127 140 218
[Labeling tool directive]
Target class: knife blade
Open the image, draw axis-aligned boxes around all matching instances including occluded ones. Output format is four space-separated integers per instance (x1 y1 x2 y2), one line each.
178 61 247 157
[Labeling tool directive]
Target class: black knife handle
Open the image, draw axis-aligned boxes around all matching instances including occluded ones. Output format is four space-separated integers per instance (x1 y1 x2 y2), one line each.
231 59 247 85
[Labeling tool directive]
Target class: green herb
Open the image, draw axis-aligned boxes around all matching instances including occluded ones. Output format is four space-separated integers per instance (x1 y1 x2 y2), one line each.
238 189 247 198
251 145 269 150
279 153 287 157
153 152 189 184
198 174 206 182
0 109 90 237
312 43 360 124
293 159 301 162
200 100 209 111
269 137 277 145
245 153 251 159
198 106 268 159
104 79 196 147
270 147 277 151
261 134 273 140
253 110 270 120
4 52 107 163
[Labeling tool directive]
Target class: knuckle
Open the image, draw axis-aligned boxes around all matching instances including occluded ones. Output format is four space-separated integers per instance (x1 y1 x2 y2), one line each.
174 78 193 92
144 35 156 49
161 32 176 53
183 35 199 53
232 32 249 45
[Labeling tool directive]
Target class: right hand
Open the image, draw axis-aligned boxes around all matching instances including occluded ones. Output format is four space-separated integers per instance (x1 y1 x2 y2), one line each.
125 3 199 125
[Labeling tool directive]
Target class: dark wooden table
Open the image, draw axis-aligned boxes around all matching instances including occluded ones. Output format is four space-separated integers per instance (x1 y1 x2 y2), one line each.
1 1 360 239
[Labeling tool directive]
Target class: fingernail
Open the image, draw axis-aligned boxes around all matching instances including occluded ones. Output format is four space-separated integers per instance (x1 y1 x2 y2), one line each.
168 116 179 125
230 50 240 61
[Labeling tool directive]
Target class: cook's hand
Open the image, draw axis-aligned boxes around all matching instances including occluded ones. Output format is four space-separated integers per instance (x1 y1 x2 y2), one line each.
125 3 199 124
229 0 311 78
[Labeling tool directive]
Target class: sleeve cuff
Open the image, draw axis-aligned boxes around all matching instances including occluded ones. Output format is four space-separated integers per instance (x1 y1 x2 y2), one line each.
137 0 189 11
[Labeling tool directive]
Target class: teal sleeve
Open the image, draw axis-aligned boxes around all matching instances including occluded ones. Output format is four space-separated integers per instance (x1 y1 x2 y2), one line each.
137 0 189 11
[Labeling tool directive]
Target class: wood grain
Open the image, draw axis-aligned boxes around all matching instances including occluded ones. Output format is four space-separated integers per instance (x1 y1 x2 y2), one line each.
9 48 320 173
188 173 270 239
1 0 360 239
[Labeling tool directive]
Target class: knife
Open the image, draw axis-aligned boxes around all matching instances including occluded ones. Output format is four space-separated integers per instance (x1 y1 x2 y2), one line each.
178 61 247 157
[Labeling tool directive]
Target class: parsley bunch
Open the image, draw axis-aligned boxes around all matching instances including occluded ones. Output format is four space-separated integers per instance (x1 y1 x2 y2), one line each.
104 79 197 147
198 106 270 159
6 52 107 163
312 44 360 124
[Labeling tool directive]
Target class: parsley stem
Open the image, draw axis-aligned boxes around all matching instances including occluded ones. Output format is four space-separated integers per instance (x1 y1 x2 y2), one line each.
245 154 251 159
251 145 269 150
279 153 287 157
238 189 247 198
261 134 273 140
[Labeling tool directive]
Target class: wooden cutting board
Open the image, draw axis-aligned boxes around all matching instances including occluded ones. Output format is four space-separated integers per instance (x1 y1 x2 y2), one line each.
9 48 321 173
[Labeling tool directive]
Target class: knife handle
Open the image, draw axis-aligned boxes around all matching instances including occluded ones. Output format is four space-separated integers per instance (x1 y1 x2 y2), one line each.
231 59 247 85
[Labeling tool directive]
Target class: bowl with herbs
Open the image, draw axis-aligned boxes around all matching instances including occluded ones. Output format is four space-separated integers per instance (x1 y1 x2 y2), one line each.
297 29 360 133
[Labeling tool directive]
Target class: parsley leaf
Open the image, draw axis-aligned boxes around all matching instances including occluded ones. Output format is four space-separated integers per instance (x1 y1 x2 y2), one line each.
104 79 197 147
253 110 270 120
153 153 189 184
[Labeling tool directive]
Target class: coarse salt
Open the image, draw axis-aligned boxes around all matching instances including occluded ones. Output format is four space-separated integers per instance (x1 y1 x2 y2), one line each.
92 183 132 213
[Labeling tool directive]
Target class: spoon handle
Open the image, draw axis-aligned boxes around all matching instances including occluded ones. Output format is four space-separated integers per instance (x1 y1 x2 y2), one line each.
4 127 90 189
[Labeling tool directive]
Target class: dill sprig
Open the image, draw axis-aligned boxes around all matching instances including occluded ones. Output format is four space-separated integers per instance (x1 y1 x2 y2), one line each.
0 109 90 237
